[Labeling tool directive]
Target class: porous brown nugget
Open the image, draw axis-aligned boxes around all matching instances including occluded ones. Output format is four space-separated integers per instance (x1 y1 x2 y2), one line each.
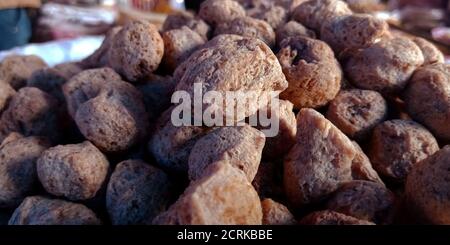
162 26 206 72
214 17 276 47
148 108 209 172
63 68 122 118
188 125 265 182
320 14 388 55
351 141 384 185
37 141 109 201
136 74 176 120
198 0 246 26
106 160 172 225
291 0 352 31
405 146 450 224
53 62 83 78
412 37 444 65
153 161 262 225
255 99 297 159
75 80 149 153
0 133 51 208
8 196 101 225
275 21 315 46
369 120 439 181
27 67 75 102
247 4 288 29
327 180 396 224
403 63 450 141
175 34 287 122
284 109 355 207
277 36 342 109
0 82 15 112
0 55 47 89
261 198 296 225
345 0 385 13
0 87 62 143
81 26 122 69
108 21 164 82
299 210 374 225
345 37 424 94
326 89 388 141
162 11 211 40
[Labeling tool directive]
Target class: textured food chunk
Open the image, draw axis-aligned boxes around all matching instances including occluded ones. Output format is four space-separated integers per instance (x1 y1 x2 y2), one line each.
8 196 101 225
0 55 47 89
261 198 296 225
320 14 388 55
153 161 262 225
326 89 388 141
412 37 445 65
291 0 352 30
136 74 176 120
162 11 211 40
278 36 342 109
198 0 246 26
108 21 164 82
252 161 284 199
275 21 315 46
188 125 265 182
369 120 439 181
0 134 50 208
403 63 450 141
214 17 276 47
284 109 355 207
327 180 396 224
106 160 172 225
81 26 122 69
345 37 424 93
248 5 288 29
0 82 15 112
406 146 450 224
300 210 374 225
37 141 109 201
0 87 62 143
351 141 384 185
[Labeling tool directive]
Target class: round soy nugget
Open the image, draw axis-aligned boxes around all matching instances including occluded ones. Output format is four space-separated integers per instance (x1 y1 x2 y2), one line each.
278 36 342 109
405 146 450 224
8 196 101 225
326 89 388 141
108 21 164 82
412 37 444 65
345 37 424 94
403 63 450 141
369 120 439 181
198 0 246 26
106 160 172 225
162 11 211 40
37 141 109 201
0 133 51 208
0 55 47 89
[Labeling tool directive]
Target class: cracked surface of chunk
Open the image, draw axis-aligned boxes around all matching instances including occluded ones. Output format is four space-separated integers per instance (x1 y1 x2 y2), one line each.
188 125 265 182
369 120 439 181
153 161 262 225
406 146 450 224
345 37 424 93
326 89 388 141
0 55 47 89
0 134 51 208
214 17 276 47
162 26 206 72
198 0 246 26
278 36 342 109
261 198 296 225
108 21 164 82
8 196 101 225
284 109 355 207
291 0 352 31
403 63 450 141
299 210 375 225
0 87 61 143
37 141 109 201
106 160 172 225
327 180 396 224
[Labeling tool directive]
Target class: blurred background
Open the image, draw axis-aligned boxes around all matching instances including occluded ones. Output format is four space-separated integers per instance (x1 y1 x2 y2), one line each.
0 0 448 65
